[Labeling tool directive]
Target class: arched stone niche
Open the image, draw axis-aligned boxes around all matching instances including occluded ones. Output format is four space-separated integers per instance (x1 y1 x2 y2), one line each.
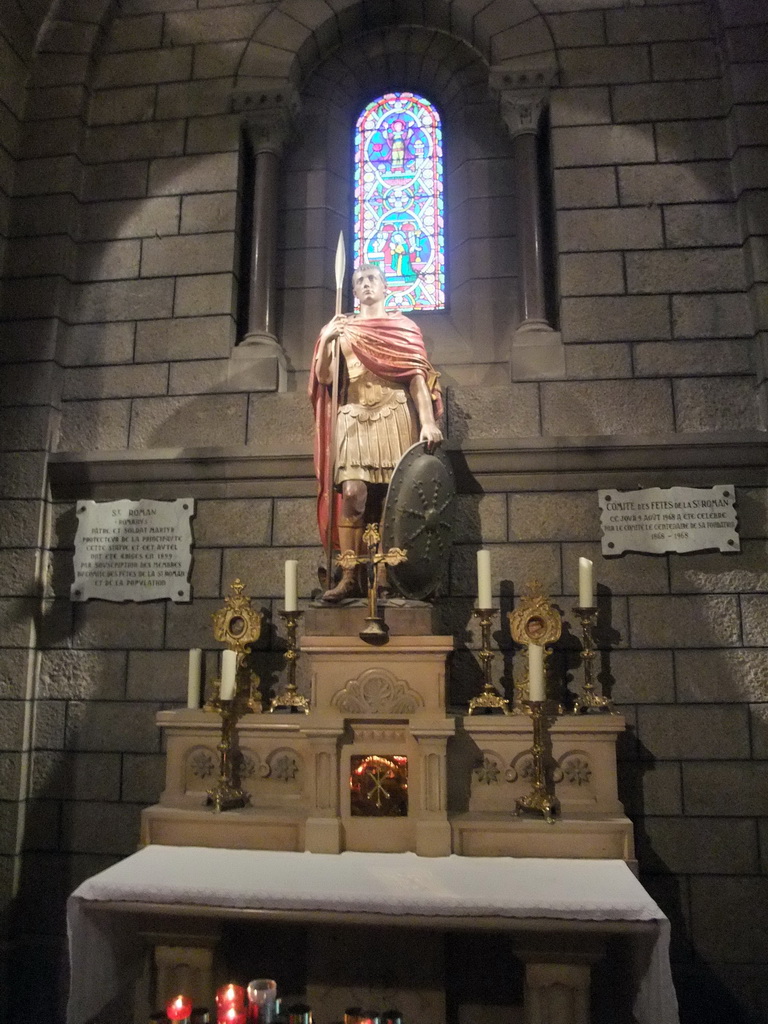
234 0 559 386
276 27 517 380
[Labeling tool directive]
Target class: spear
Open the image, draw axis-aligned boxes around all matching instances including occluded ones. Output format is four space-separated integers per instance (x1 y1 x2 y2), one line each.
324 231 346 588
334 231 345 317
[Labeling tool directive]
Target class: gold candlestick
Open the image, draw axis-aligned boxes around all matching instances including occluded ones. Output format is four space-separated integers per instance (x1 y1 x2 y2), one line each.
572 605 614 713
515 700 559 823
204 579 263 812
467 608 511 715
270 610 309 713
206 657 254 812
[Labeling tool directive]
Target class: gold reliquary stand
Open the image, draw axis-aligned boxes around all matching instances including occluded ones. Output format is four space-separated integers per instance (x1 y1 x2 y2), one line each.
508 583 563 821
514 699 560 824
204 579 263 812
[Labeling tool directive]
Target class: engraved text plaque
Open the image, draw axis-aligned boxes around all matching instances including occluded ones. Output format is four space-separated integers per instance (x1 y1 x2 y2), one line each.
599 485 738 556
72 498 195 602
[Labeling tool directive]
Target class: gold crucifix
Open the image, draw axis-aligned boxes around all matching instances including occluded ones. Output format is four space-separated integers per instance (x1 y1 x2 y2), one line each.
337 522 407 643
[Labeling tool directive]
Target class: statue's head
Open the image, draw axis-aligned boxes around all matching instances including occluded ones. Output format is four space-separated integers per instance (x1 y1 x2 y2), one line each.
352 264 387 306
353 263 387 289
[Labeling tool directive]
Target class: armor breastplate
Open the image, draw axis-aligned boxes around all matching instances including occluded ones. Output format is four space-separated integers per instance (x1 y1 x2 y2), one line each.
342 336 404 408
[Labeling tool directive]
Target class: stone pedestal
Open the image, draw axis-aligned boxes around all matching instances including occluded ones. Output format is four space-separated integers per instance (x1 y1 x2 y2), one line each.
524 961 593 1024
142 601 456 856
519 935 606 1024
450 712 634 861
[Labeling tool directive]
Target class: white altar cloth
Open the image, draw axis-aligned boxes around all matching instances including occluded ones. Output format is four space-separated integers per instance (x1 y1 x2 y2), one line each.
67 846 679 1024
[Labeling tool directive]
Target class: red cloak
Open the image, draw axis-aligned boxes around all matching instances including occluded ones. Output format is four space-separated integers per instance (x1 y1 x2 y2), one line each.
308 313 443 546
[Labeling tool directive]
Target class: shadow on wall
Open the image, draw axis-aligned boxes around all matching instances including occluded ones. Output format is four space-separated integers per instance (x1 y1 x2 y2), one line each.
433 483 485 708
54 383 320 455
625 746 757 1024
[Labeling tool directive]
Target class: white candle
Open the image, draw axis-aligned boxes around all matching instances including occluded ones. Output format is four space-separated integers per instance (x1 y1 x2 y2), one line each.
528 644 545 702
578 556 593 607
284 559 298 612
220 649 238 700
476 549 492 609
186 648 202 709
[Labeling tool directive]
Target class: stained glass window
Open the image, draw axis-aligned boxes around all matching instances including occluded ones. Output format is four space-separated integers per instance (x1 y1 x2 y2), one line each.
353 91 445 312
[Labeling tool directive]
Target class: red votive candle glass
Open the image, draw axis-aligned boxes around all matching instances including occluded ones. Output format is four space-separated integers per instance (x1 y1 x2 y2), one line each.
216 986 246 1024
221 1006 247 1024
167 995 193 1023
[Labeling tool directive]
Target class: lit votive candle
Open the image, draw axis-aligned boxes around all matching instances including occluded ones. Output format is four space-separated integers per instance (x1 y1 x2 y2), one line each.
167 995 193 1023
528 644 545 702
216 984 246 1014
220 1005 247 1024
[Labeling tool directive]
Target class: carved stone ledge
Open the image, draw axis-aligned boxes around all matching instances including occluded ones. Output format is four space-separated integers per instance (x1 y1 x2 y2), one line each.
48 433 768 497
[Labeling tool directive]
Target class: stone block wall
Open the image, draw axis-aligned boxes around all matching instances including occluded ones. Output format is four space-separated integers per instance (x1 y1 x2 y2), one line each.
550 0 758 429
24 459 768 1024
718 1 768 420
15 0 757 453
1 0 768 1022
0 12 79 1017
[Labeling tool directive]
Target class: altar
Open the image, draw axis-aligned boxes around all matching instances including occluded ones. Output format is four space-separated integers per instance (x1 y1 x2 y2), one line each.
67 846 679 1024
118 541 654 1023
140 597 636 863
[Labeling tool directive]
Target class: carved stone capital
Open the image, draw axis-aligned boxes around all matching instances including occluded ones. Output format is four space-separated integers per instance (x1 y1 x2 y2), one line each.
233 83 299 155
499 90 549 138
489 64 556 139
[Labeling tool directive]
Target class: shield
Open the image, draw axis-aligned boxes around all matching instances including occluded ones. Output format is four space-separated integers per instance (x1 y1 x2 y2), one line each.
381 441 456 600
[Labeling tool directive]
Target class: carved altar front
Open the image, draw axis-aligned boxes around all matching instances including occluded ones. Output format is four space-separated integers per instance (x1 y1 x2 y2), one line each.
141 603 634 862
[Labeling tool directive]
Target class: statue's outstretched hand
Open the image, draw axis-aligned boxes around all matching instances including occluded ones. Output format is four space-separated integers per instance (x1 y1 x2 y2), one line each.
420 423 443 452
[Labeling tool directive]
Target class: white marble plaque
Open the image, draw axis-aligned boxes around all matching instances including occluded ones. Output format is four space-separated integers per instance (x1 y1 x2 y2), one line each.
599 485 739 556
72 498 195 602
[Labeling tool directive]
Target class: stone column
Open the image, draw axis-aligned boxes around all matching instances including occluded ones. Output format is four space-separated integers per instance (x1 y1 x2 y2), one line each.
517 934 605 1024
302 719 343 853
231 87 298 392
411 718 454 856
154 940 219 1009
135 924 221 1019
491 68 564 381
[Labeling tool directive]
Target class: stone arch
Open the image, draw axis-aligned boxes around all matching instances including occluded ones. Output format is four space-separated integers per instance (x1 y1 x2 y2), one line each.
264 18 557 378
236 0 557 88
11 0 560 390
233 2 559 380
